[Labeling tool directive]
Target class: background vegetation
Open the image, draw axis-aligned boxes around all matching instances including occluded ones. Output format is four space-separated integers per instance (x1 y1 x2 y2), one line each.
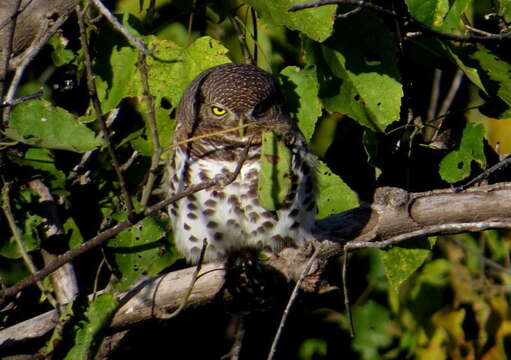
1 0 511 359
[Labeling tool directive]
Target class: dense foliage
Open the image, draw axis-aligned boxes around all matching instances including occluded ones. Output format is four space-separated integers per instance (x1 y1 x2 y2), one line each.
1 0 511 358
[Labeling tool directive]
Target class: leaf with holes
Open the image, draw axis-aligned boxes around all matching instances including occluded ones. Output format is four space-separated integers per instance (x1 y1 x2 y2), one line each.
447 45 511 116
258 131 293 211
107 214 180 290
247 0 336 42
280 65 322 142
6 100 103 152
439 123 486 183
64 293 118 359
321 12 402 131
379 237 436 293
315 160 358 219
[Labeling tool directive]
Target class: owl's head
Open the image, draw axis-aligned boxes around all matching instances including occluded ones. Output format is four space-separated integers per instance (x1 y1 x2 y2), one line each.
177 63 291 138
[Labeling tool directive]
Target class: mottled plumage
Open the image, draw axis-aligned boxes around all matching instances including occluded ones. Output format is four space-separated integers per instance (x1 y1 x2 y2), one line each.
165 63 316 263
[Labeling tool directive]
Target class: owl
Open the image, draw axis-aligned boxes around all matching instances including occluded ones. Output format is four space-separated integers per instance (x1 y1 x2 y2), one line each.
164 63 316 263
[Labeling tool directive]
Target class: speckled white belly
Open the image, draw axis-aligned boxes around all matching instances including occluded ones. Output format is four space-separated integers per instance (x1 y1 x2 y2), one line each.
166 147 316 263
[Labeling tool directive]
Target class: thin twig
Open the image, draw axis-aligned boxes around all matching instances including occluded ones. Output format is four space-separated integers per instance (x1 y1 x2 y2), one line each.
454 155 511 192
424 69 442 142
77 6 134 215
156 238 208 319
337 6 362 18
166 123 253 150
1 181 38 275
120 150 140 172
187 0 197 45
90 0 150 56
448 236 511 275
0 90 43 108
342 248 354 337
0 0 21 110
229 15 255 65
3 12 70 125
229 315 245 360
0 0 34 32
250 7 258 65
289 0 397 17
1 180 57 307
266 243 323 360
68 108 120 182
432 69 463 141
464 22 503 37
138 54 161 210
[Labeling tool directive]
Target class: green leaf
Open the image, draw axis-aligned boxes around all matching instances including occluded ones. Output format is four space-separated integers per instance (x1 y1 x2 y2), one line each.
9 148 66 191
409 259 451 322
107 214 179 290
447 45 511 108
128 36 231 108
439 150 471 183
379 237 435 293
41 302 74 356
0 210 43 259
280 65 322 142
351 300 393 360
440 0 471 33
405 0 449 28
439 122 486 183
5 100 103 152
247 0 336 42
405 0 471 32
299 338 327 360
95 35 229 161
49 34 75 67
315 160 358 219
65 294 118 360
499 0 511 22
65 217 85 249
96 45 138 114
258 131 293 211
0 258 30 286
321 12 402 131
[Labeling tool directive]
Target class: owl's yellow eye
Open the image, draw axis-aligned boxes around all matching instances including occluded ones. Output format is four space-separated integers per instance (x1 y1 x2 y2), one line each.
211 106 227 116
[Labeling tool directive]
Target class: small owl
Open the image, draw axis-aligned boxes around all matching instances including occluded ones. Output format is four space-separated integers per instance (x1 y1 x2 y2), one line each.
165 63 316 263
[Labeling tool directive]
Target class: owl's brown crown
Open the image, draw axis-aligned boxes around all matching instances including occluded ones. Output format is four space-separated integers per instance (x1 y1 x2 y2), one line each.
200 63 277 113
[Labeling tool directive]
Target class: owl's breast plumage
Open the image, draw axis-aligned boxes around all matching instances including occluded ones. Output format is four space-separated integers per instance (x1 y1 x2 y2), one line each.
165 141 316 263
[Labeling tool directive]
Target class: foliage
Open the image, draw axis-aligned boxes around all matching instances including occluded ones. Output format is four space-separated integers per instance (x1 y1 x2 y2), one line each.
1 0 510 358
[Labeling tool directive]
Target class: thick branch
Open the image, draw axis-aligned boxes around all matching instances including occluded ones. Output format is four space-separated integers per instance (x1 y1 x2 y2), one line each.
2 183 511 349
0 0 80 70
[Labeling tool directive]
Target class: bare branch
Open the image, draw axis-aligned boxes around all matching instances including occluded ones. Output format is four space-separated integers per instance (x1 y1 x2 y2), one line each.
28 179 79 304
90 0 150 56
138 54 161 210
